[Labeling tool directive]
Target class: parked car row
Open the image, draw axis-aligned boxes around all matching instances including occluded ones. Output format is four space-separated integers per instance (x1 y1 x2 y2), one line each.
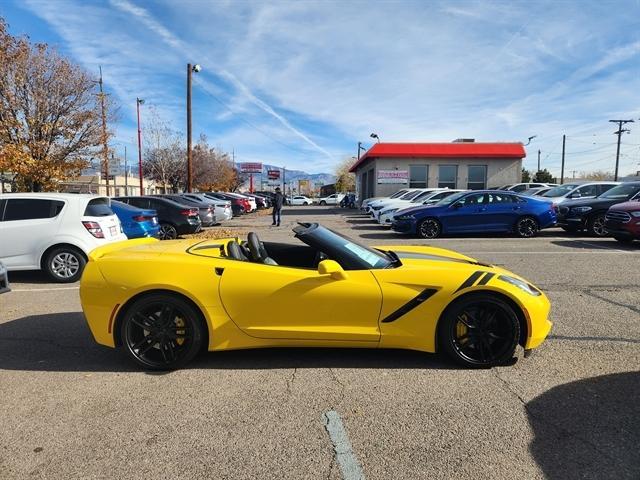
0 190 272 282
360 181 640 241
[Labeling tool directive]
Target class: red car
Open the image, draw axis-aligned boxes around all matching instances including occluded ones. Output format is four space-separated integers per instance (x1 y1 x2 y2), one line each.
604 200 640 244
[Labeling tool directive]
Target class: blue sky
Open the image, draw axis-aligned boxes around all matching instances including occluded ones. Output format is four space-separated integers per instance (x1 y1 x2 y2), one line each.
1 0 639 176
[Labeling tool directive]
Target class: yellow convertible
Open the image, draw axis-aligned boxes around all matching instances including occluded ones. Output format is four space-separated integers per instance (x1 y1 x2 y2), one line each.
80 223 552 370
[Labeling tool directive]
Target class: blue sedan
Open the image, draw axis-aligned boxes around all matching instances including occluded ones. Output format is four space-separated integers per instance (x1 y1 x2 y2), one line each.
391 190 556 238
110 200 160 239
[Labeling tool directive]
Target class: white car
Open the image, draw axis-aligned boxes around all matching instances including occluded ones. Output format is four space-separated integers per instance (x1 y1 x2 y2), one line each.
498 182 556 193
378 190 465 225
0 193 127 282
318 193 345 206
290 195 315 206
538 182 620 205
182 193 233 222
361 189 410 212
369 188 440 220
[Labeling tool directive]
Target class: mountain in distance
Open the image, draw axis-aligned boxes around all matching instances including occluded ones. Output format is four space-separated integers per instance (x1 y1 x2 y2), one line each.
256 164 335 186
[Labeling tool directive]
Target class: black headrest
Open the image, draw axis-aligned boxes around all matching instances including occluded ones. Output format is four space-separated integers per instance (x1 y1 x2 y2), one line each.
226 241 248 261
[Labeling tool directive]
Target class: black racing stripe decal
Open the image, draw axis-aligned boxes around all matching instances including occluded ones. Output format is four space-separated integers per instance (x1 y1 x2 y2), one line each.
455 271 484 293
477 272 495 285
381 288 438 323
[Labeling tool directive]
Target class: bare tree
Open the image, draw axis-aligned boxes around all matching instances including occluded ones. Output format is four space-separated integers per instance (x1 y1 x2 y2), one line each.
192 134 245 191
334 156 356 192
0 18 116 191
141 107 185 192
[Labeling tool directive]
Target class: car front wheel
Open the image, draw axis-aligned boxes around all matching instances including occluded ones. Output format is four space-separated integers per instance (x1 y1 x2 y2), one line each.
320 201 326 206
515 216 539 238
438 294 520 368
120 294 205 370
588 214 607 237
417 218 441 239
44 247 86 283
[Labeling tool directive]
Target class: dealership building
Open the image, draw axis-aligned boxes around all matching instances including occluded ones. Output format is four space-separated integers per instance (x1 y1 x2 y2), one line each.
349 140 526 199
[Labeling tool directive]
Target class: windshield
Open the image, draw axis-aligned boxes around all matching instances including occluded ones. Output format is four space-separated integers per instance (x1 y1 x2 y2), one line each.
293 223 393 270
410 190 434 203
542 184 579 197
599 184 640 199
390 190 408 198
435 191 469 206
399 190 422 200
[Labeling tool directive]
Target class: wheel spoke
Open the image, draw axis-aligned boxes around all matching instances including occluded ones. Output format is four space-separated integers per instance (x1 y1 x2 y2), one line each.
131 313 155 330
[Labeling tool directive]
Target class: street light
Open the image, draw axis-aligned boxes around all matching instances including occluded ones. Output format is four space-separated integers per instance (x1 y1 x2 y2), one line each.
187 63 201 193
524 135 537 146
370 133 380 143
136 97 144 194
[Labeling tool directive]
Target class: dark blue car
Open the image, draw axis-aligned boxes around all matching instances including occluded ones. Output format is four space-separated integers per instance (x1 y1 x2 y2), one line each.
391 190 556 238
110 200 160 239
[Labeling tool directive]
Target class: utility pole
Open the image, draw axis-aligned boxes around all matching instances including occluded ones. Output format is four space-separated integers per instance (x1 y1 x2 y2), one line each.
560 135 566 184
124 146 128 196
136 98 144 195
537 149 541 173
609 119 634 181
186 63 201 193
110 152 117 195
97 66 110 196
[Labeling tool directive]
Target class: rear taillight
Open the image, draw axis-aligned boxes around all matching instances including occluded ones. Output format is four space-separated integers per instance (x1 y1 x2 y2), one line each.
82 221 104 238
180 208 198 216
132 215 153 222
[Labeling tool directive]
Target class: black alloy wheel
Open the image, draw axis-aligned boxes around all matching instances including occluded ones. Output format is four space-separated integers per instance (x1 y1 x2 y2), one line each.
120 294 204 370
417 218 442 239
515 216 539 238
159 223 178 240
439 295 520 368
588 214 607 237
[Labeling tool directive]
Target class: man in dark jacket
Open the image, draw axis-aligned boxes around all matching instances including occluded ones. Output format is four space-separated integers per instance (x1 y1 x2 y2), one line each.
272 187 284 226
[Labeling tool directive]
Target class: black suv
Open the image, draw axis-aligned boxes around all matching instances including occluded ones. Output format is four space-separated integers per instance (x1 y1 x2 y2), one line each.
556 182 640 236
119 196 201 239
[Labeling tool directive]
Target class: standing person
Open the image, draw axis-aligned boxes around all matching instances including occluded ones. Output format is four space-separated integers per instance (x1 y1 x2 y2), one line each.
272 187 284 226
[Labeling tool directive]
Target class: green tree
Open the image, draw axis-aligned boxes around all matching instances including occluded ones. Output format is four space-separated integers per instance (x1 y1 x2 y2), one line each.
521 167 531 182
533 169 554 183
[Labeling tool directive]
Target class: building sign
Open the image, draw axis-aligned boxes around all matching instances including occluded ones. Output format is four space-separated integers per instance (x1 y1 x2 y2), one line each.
267 169 280 180
377 170 408 184
239 162 263 174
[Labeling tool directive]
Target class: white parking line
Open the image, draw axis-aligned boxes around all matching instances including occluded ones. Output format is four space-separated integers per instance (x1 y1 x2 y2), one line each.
9 287 80 292
323 410 365 480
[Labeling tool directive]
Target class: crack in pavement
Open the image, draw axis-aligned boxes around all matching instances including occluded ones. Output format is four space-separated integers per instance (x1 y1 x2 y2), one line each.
285 367 297 395
328 367 346 409
583 289 640 315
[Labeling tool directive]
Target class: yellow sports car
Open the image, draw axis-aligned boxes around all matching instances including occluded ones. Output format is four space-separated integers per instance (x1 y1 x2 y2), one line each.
79 223 552 370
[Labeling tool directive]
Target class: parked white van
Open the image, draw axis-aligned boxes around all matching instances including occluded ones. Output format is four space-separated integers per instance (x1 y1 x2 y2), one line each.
0 193 127 282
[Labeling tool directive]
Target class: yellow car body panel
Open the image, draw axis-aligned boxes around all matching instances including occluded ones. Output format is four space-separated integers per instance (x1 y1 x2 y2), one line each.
79 237 552 356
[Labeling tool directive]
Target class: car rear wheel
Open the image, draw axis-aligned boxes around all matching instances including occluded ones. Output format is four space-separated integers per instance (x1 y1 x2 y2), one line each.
515 216 539 238
120 294 205 370
417 218 441 239
303 202 308 205
439 295 520 368
159 223 178 240
44 247 86 283
587 214 607 237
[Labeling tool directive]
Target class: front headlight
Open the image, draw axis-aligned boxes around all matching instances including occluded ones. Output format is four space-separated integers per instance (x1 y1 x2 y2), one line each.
498 275 541 296
630 211 640 217
382 208 398 215
572 206 592 213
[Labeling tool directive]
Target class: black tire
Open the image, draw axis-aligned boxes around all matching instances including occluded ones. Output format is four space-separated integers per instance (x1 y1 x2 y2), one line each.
417 218 442 239
120 294 205 370
320 201 327 206
514 216 539 238
438 294 520 368
587 213 607 237
159 223 178 240
614 236 634 244
303 202 308 206
44 246 86 283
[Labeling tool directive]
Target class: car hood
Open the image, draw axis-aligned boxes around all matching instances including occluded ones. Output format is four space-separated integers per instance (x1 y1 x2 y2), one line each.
393 204 444 216
560 197 624 209
608 200 640 212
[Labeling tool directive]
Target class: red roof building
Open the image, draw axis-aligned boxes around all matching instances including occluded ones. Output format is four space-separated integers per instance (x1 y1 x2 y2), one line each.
349 140 526 199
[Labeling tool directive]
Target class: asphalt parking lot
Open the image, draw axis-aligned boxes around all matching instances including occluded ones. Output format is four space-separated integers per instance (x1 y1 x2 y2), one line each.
1 206 639 479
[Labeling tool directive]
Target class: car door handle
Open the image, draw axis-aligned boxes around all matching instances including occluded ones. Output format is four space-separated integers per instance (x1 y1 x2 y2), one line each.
215 267 224 276
477 207 486 212
512 206 522 211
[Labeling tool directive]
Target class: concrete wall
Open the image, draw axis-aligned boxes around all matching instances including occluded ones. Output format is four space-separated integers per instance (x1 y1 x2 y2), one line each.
356 157 522 198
